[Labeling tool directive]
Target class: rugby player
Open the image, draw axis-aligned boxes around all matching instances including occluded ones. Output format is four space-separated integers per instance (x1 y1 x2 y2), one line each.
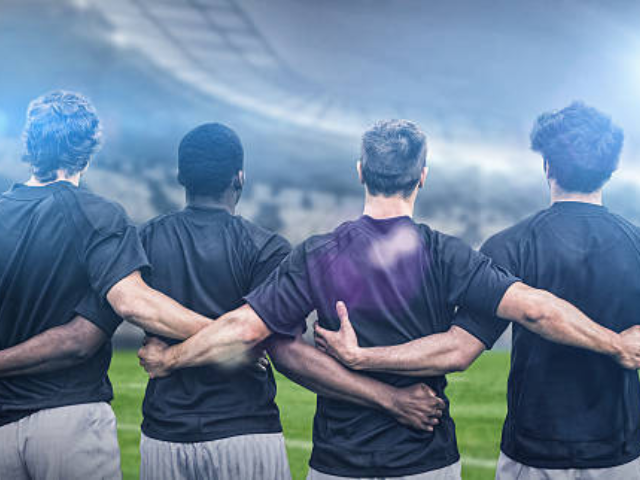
315 104 640 479
139 119 640 479
135 122 445 480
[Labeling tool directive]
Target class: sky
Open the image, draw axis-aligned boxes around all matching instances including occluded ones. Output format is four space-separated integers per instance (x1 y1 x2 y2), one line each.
1 0 640 243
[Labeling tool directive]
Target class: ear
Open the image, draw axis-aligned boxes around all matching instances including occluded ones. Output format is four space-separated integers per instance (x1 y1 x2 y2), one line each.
543 159 550 179
418 166 428 188
356 161 364 184
177 171 185 186
238 170 245 188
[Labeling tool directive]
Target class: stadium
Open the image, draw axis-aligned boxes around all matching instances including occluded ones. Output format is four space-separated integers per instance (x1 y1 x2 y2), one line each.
1 1 640 479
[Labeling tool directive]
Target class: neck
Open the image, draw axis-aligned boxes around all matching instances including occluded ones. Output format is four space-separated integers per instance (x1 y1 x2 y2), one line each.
550 184 603 206
25 172 81 187
187 193 236 214
362 192 415 219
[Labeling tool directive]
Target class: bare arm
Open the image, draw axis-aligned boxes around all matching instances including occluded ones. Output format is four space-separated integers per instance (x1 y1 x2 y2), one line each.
0 317 107 377
497 282 640 367
137 304 272 376
267 335 445 431
107 271 212 340
315 303 485 376
316 286 640 375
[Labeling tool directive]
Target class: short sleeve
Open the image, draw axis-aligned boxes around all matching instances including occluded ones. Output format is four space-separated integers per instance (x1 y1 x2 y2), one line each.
74 289 123 337
249 234 292 291
244 243 314 337
66 192 150 298
437 232 519 317
452 235 518 348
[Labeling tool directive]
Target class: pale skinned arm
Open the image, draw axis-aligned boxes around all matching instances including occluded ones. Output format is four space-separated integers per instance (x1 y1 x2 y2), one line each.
137 304 272 376
315 283 640 374
0 317 107 377
106 271 213 340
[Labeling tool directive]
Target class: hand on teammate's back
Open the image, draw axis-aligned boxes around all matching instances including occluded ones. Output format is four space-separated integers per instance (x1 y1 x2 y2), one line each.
615 325 640 370
314 301 362 369
391 383 445 432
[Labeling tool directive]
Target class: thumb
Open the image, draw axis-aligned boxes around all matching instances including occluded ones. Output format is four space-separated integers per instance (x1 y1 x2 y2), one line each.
336 301 352 330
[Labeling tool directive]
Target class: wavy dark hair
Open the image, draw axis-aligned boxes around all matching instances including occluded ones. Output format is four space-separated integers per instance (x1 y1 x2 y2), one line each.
361 119 427 198
531 101 623 193
22 91 102 182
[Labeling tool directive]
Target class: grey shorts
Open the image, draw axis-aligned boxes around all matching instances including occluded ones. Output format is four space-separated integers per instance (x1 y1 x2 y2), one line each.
0 402 122 480
306 461 462 480
140 431 292 480
496 452 640 480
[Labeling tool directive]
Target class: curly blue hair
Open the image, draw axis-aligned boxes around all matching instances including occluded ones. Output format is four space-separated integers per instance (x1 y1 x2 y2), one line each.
530 101 623 193
22 90 102 182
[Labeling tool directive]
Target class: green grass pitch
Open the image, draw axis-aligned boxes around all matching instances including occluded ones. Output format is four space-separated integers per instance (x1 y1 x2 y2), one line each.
110 351 510 480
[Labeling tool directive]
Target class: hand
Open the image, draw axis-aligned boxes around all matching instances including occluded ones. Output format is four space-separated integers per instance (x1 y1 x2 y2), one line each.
314 301 362 368
616 325 640 369
390 383 446 432
248 348 271 372
138 336 173 378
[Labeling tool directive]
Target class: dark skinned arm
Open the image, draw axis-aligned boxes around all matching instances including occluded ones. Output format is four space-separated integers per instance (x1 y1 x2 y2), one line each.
0 316 107 377
267 334 445 431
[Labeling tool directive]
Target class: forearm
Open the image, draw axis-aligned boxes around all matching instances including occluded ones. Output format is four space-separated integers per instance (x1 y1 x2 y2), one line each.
107 273 211 340
498 283 623 359
349 327 485 376
162 305 272 371
268 336 399 410
0 317 106 377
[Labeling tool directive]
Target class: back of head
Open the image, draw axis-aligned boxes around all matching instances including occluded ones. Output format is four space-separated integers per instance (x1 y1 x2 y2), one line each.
361 119 427 198
530 101 623 193
178 123 244 198
22 90 102 183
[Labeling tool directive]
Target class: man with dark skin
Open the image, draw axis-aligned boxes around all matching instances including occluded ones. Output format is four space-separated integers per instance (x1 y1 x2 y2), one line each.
315 104 640 479
139 119 640 480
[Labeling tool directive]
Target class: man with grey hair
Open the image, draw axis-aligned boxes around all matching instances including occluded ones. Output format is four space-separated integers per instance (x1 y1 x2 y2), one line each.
140 119 640 480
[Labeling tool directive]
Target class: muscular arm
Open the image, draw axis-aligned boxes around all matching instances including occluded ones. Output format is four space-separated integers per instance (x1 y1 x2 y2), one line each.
316 286 640 375
107 271 212 340
497 282 637 365
0 317 107 377
138 304 272 375
267 335 445 431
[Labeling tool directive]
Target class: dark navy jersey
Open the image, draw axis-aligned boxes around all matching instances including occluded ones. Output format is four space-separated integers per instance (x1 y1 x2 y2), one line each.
139 205 291 443
0 181 149 426
246 215 518 477
454 201 640 469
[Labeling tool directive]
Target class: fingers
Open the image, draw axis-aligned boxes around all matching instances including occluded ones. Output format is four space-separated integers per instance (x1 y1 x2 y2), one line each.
336 301 355 333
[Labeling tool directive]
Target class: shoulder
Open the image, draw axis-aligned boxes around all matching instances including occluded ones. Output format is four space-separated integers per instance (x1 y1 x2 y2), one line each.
59 186 134 234
139 210 183 237
232 215 291 254
482 210 548 254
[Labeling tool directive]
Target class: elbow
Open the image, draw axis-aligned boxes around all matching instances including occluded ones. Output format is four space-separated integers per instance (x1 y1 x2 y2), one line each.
448 350 474 373
267 339 300 375
523 289 556 325
59 335 96 363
